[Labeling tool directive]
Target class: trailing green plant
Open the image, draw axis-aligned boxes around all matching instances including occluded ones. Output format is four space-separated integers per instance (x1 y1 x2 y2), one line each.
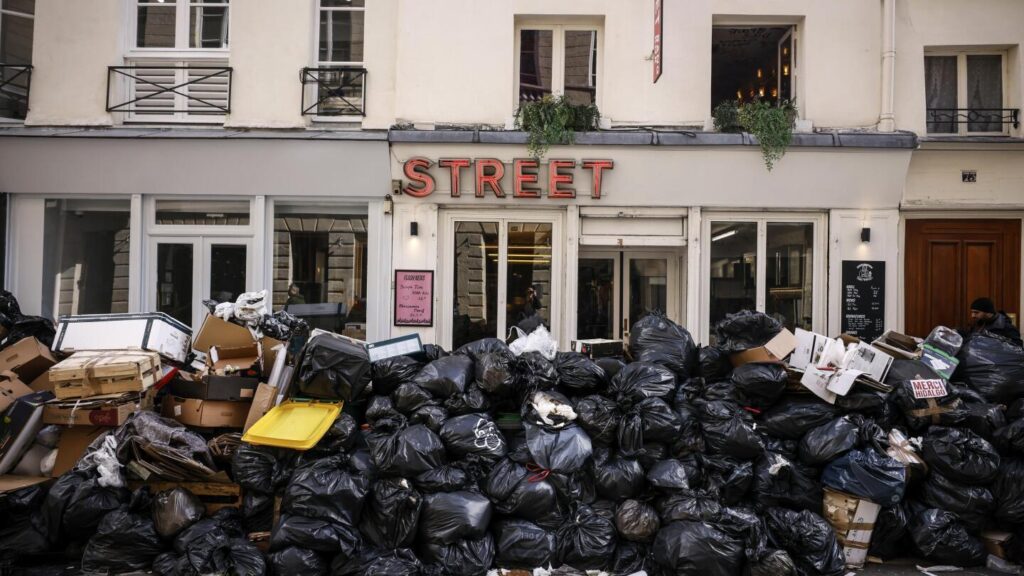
712 100 742 133
735 99 797 171
515 95 601 159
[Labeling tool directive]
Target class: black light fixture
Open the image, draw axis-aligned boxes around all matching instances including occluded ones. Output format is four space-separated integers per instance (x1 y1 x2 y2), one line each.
861 227 871 243
410 221 419 236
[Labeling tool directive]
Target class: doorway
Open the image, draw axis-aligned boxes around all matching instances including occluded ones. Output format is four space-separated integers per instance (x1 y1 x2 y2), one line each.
905 219 1021 337
577 249 682 340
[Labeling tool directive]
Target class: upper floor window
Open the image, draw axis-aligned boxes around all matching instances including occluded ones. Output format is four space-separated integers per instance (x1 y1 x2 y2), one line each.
0 0 34 120
135 0 229 50
926 52 1011 135
711 26 796 111
318 0 364 66
516 25 599 106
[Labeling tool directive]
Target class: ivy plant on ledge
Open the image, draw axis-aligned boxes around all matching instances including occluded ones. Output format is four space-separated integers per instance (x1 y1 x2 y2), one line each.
713 99 798 171
515 95 601 159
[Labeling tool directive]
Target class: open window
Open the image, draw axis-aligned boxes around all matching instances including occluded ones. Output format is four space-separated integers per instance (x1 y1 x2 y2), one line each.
711 25 796 111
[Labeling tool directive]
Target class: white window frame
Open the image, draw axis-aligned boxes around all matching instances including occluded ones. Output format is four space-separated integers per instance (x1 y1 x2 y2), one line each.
700 211 827 343
439 209 564 350
310 0 366 123
925 49 1009 136
0 0 34 124
128 0 230 59
513 22 603 112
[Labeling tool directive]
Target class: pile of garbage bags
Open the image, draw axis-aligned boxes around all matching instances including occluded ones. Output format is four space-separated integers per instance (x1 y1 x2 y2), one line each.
4 309 1024 575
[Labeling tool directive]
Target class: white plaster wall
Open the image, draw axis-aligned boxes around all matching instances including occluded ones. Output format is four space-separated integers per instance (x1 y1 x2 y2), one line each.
828 210 899 337
904 147 1024 209
6 196 46 314
390 202 439 344
362 0 399 130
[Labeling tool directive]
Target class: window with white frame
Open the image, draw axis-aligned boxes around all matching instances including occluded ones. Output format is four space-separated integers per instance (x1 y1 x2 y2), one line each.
306 0 366 117
0 0 34 120
134 0 229 50
925 51 1011 135
516 24 599 106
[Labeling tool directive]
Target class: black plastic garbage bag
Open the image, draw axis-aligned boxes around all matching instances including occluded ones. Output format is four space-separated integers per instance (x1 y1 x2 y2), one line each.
700 345 733 381
956 330 1024 403
475 351 515 397
556 504 617 570
423 343 448 361
232 444 295 494
765 507 845 576
555 351 607 392
821 449 907 505
647 458 694 492
493 519 555 569
153 487 205 539
575 395 622 445
698 400 764 459
294 332 372 401
713 310 783 354
419 534 495 576
993 458 1024 525
367 421 447 477
671 401 706 455
269 546 328 576
0 482 49 557
753 452 822 513
359 477 421 549
415 464 470 494
610 361 677 402
443 384 493 417
81 489 165 574
332 547 422 576
921 426 1000 485
868 502 909 560
44 470 129 538
619 397 682 457
758 397 838 440
178 529 266 576
282 454 369 527
392 383 435 415
837 389 899 426
908 505 987 566
483 458 561 525
615 499 660 542
798 416 860 466
514 351 559 393
270 514 360 554
524 421 593 474
921 471 992 533
366 395 401 424
410 404 448 432
715 506 769 562
731 363 788 409
414 355 473 398
657 488 722 523
995 417 1024 456
5 315 56 348
700 454 753 506
455 337 510 360
596 357 626 380
747 549 798 576
418 490 492 545
888 360 967 432
371 355 423 396
593 453 645 501
629 312 698 377
608 541 650 576
653 520 744 576
242 490 275 533
175 513 245 556
439 413 508 462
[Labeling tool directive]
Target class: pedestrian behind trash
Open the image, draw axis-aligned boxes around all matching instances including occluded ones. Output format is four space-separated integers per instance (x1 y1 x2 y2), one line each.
963 297 1022 347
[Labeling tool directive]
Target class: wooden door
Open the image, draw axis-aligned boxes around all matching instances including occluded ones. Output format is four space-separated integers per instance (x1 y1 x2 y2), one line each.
905 219 1021 338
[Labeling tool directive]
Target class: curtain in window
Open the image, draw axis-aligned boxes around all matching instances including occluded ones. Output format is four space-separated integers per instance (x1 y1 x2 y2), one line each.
925 56 957 134
967 55 1002 132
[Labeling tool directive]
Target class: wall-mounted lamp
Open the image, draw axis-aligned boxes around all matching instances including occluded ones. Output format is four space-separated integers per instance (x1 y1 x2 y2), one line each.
861 227 871 243
410 221 419 236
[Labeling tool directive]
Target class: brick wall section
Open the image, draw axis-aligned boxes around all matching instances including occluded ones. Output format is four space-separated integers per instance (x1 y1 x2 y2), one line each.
272 215 367 310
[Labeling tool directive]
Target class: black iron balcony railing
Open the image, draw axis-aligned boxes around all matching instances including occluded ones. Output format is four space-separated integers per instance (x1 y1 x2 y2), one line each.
926 108 1020 132
0 64 33 120
301 67 367 117
106 65 232 116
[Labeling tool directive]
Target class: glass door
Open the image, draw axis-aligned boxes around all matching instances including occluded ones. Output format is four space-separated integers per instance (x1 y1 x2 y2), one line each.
624 254 670 339
577 250 680 341
577 251 620 340
149 236 252 329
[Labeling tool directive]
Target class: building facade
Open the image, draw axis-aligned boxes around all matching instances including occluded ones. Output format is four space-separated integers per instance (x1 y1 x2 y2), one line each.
0 0 1021 349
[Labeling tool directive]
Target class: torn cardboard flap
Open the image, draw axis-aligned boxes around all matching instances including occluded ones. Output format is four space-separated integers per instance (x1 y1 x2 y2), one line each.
0 337 58 383
0 371 34 413
730 329 798 367
208 343 262 376
162 396 251 428
193 315 282 378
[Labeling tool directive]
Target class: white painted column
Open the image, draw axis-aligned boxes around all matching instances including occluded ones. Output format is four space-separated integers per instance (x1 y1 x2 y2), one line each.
686 206 702 340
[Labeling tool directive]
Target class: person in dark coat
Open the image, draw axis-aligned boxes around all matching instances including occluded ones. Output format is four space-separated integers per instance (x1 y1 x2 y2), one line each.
966 297 1022 347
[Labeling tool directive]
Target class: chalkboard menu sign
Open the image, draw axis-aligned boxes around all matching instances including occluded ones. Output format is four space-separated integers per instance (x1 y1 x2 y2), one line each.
394 270 434 327
842 260 885 341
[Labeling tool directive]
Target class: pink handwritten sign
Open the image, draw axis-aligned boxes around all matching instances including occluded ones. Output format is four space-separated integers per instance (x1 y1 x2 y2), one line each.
394 270 434 327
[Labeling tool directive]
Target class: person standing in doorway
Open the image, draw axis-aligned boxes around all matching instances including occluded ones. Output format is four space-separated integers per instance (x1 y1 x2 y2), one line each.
286 283 306 306
965 297 1022 347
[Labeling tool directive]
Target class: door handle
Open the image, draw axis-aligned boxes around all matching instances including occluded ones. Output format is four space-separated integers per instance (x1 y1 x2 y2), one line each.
622 317 628 338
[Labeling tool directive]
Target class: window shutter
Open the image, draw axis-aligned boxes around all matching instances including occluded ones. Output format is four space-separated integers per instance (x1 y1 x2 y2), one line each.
186 65 230 116
129 65 178 118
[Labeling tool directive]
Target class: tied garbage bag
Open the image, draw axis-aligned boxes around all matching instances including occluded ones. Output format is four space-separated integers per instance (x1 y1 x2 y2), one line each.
483 458 561 525
440 413 508 462
646 458 694 492
908 505 987 566
419 534 496 576
610 361 677 402
618 397 682 457
713 310 783 354
672 402 706 455
44 470 129 539
556 504 617 570
993 458 1024 525
414 355 473 398
555 351 607 392
270 514 359 554
593 452 645 501
282 455 369 527
920 471 993 533
423 343 448 361
921 426 1000 485
232 444 296 494
609 541 649 575
415 464 470 494
81 488 165 574
995 416 1024 455
523 421 593 474
964 402 1006 440
268 547 328 576
332 547 422 576
628 312 698 377
656 487 722 523
888 360 967 431
367 421 447 477
753 452 822 513
444 383 492 416
370 356 423 396
515 351 559 393
698 400 764 459
798 416 861 466
748 549 798 576
493 519 555 569
596 357 626 380
956 330 1024 403
176 530 266 576
731 363 788 409
455 337 511 360
700 454 753 505
474 351 515 397
616 499 660 542
152 487 205 539
293 332 372 401
868 502 910 560
366 396 401 424
653 520 744 576
411 404 448 432
392 383 434 415
822 449 907 505
575 395 622 445
0 482 49 557
700 345 733 381
418 490 493 545
758 397 838 440
359 477 421 549
765 507 845 576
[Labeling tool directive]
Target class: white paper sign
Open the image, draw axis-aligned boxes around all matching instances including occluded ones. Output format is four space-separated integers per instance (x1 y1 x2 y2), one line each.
910 378 948 399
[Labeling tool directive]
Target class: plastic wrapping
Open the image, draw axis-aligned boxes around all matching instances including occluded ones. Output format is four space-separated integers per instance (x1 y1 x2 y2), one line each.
628 313 699 377
921 426 1000 485
508 325 557 360
152 487 205 539
821 448 907 505
653 520 744 576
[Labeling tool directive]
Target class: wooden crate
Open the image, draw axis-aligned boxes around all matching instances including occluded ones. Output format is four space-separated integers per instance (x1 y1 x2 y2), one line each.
50 350 160 400
131 480 242 514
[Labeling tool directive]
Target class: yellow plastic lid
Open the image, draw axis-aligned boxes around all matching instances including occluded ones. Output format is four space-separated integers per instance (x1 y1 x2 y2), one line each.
242 399 343 450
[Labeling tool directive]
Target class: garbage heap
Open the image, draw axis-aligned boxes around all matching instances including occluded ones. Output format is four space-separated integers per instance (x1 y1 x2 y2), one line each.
3 298 1024 576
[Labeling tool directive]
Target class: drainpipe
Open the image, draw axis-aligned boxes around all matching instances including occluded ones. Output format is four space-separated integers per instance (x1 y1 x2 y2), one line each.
879 0 897 132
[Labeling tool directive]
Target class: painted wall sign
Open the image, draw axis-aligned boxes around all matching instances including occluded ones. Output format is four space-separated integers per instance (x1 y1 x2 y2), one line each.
653 0 664 83
402 157 614 199
841 260 886 342
394 270 434 327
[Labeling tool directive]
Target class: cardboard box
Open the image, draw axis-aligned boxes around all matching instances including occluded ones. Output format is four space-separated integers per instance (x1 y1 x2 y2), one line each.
571 339 624 359
208 343 262 377
871 330 922 360
50 350 160 400
0 391 53 475
170 374 258 402
29 371 52 393
193 315 282 378
0 371 34 413
53 312 192 364
981 530 1013 560
0 337 58 383
822 488 881 568
730 329 798 367
43 392 140 426
162 396 251 428
244 383 277 433
0 474 52 494
52 426 108 477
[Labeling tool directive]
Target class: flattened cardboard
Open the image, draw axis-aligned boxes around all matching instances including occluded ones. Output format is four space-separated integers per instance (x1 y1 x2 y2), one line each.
53 426 108 477
822 488 881 568
162 396 251 428
193 315 282 377
0 337 58 383
730 329 798 367
244 383 277 433
169 375 258 402
0 372 34 413
982 530 1012 560
0 474 51 493
43 393 139 426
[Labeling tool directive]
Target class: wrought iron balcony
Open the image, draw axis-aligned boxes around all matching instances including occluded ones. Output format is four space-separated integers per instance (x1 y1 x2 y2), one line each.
0 64 33 120
107 65 232 119
926 108 1019 133
301 67 367 117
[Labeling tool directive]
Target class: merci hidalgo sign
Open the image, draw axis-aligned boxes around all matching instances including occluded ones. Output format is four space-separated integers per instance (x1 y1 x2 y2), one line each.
402 157 614 200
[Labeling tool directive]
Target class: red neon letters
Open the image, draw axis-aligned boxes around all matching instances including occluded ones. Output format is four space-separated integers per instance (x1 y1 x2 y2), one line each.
401 158 613 199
